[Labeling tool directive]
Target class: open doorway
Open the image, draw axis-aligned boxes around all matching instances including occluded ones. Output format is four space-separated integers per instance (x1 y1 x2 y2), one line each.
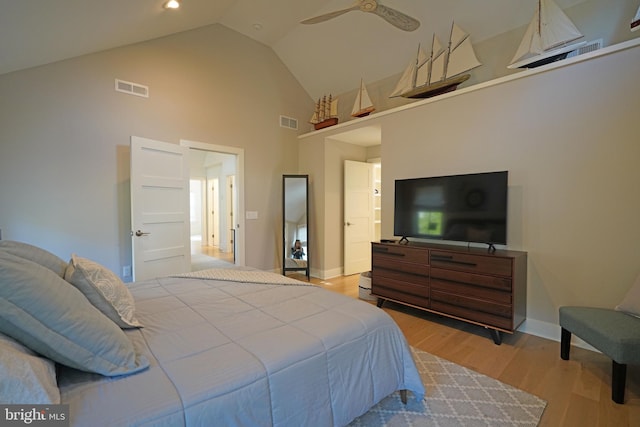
183 140 245 270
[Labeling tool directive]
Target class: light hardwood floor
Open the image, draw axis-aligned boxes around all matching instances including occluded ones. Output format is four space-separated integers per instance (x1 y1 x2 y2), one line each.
192 242 234 263
296 273 640 427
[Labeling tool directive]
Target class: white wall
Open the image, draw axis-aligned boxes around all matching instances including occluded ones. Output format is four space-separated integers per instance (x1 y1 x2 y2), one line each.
298 139 324 277
300 41 640 339
331 0 639 127
298 137 369 277
322 140 368 278
0 24 312 276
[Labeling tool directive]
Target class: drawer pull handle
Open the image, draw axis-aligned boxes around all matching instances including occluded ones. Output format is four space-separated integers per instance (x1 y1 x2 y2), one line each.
373 247 405 257
385 252 406 257
432 255 476 267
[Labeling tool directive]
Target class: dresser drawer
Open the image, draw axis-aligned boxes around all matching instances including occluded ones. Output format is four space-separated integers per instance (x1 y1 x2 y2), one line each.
430 278 512 305
372 278 429 308
430 251 512 276
372 255 429 279
372 244 429 264
374 265 429 286
431 291 512 330
431 268 511 292
431 290 512 317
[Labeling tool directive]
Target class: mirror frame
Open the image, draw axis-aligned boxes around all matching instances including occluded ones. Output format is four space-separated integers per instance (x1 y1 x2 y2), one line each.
282 174 309 280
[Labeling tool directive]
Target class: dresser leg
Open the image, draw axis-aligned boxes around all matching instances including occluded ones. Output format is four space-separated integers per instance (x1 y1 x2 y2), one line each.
489 329 502 345
376 298 385 308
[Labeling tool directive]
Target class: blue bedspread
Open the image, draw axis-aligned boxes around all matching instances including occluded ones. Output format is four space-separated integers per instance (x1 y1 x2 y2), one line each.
59 269 424 426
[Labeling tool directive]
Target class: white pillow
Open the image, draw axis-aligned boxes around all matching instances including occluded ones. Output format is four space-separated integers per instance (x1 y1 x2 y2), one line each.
0 332 60 404
64 254 142 328
615 272 640 318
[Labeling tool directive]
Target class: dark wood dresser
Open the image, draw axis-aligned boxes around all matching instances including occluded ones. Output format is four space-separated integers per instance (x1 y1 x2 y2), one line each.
371 241 527 344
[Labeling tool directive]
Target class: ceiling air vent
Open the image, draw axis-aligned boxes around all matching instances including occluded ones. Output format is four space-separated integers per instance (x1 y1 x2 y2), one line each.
115 79 149 98
280 115 298 130
567 39 603 58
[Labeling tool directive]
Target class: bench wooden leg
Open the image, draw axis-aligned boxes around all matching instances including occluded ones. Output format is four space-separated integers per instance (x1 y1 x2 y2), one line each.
400 389 407 404
560 328 571 360
612 361 626 404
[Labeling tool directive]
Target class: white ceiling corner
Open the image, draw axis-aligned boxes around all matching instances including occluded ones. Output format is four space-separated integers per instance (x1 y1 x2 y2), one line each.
0 0 589 101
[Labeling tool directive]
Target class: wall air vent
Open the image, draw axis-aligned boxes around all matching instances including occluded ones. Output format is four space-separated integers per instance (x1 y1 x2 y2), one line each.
567 39 603 58
280 115 298 130
115 79 149 98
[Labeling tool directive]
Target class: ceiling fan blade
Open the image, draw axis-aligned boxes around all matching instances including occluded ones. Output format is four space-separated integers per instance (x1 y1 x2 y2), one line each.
373 4 420 31
300 6 360 25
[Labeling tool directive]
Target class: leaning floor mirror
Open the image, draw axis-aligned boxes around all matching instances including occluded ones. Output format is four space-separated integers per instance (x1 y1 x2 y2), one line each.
282 174 309 280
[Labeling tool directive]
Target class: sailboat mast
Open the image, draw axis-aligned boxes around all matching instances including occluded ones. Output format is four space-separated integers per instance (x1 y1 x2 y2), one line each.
442 22 454 81
537 0 542 36
312 97 321 123
411 44 422 89
426 34 434 85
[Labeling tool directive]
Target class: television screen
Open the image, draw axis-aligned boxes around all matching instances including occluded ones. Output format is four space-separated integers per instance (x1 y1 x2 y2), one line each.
394 171 508 245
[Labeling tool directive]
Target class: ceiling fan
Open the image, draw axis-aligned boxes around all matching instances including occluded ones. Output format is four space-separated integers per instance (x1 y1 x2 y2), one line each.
301 0 420 32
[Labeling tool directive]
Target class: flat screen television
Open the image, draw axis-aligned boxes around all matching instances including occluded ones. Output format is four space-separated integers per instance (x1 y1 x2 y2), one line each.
394 171 508 246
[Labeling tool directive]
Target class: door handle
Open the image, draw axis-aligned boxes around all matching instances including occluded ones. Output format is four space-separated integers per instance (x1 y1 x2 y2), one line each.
134 230 150 237
345 222 352 226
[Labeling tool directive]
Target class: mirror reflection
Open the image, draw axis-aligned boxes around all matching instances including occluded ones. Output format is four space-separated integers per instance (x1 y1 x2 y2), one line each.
282 175 309 279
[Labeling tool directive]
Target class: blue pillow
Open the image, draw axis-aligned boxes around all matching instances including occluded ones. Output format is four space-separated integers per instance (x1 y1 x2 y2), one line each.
0 240 67 277
0 331 60 404
0 251 149 376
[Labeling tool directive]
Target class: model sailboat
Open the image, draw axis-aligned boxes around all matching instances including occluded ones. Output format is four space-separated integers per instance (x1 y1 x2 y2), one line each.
390 22 481 99
351 79 375 118
632 5 640 31
508 0 586 69
310 94 339 130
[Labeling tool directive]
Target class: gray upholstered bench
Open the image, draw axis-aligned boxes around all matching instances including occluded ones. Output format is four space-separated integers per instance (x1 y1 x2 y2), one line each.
559 306 640 404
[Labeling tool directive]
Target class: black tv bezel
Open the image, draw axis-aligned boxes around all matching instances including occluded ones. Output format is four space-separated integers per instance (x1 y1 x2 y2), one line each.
393 171 508 246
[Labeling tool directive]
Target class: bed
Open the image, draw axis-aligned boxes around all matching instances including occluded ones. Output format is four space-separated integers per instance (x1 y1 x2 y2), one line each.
0 241 424 426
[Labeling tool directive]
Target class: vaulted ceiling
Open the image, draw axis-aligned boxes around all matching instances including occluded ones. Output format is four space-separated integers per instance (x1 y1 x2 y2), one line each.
0 0 586 100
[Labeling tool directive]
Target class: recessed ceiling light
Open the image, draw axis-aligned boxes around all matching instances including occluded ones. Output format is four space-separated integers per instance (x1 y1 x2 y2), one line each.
164 0 180 9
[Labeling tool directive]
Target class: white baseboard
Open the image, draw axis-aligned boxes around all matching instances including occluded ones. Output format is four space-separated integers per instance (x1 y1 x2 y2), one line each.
518 318 598 352
316 267 343 280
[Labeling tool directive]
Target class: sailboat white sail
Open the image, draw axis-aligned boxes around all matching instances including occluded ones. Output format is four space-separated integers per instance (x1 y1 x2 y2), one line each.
447 24 482 77
428 36 446 85
632 5 640 31
508 0 586 69
390 22 481 99
351 79 375 118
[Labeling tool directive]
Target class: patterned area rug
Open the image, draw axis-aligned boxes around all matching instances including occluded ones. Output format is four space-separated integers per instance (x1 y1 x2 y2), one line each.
350 347 547 426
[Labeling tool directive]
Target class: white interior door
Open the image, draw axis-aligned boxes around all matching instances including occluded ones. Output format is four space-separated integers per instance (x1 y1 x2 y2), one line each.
227 175 236 258
344 160 373 275
208 178 220 247
130 136 191 281
181 139 245 266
